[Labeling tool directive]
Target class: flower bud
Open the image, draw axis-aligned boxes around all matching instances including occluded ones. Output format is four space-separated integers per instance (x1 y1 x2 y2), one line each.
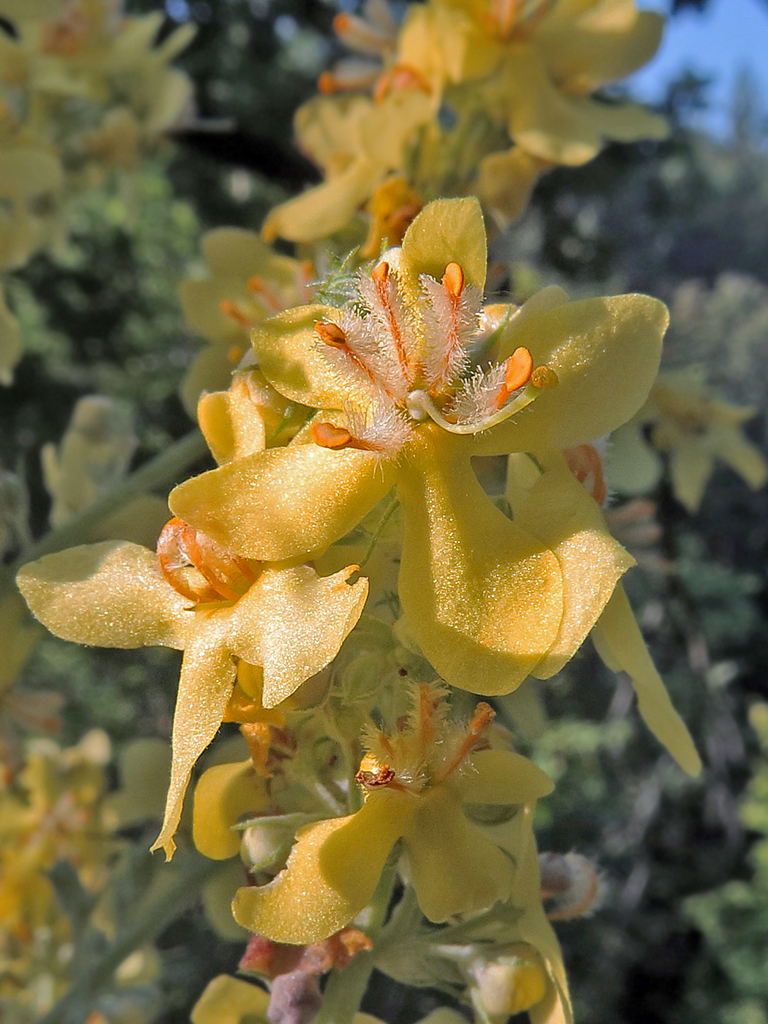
470 948 547 1018
241 822 294 873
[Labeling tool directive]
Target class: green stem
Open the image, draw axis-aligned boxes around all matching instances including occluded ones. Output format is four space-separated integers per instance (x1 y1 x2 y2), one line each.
313 851 400 1024
0 428 208 596
39 852 220 1024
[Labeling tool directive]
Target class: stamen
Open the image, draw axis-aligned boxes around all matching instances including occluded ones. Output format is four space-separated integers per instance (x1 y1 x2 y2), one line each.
157 517 256 604
374 64 430 103
310 422 353 449
371 261 389 286
442 261 465 297
318 60 381 95
315 320 349 348
248 275 283 312
228 345 245 365
333 12 395 54
432 702 495 783
364 261 416 385
220 299 251 329
495 347 533 408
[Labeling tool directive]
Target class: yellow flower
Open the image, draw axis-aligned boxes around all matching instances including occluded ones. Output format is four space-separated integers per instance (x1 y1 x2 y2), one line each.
17 389 369 859
179 228 312 414
262 89 431 245
398 0 668 166
506 448 701 775
607 368 768 513
171 198 667 697
232 683 554 943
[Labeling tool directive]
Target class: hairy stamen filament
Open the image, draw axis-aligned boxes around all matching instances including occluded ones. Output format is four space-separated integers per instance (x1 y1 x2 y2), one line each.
432 702 495 784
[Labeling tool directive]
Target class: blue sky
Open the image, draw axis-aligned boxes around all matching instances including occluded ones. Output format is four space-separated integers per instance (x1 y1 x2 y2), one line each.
632 0 768 135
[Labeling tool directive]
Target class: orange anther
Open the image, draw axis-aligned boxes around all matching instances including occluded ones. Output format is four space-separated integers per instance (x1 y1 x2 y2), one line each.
442 261 465 297
311 421 353 450
315 320 348 348
228 345 244 365
333 12 351 33
531 365 559 389
157 516 255 604
371 261 390 285
318 71 338 95
504 346 534 392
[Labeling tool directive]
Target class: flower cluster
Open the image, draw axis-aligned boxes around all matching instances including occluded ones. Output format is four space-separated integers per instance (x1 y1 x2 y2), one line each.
262 0 667 248
17 192 703 1022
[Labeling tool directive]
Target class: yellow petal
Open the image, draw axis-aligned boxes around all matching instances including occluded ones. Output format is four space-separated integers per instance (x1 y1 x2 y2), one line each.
200 227 297 286
360 90 432 170
197 378 267 466
403 784 515 922
151 635 237 859
179 276 254 347
262 158 377 243
537 11 664 89
400 196 487 294
193 759 268 860
478 148 548 227
251 304 373 410
502 48 604 165
457 749 554 805
170 441 396 562
592 585 702 775
233 788 417 943
473 294 668 456
397 431 563 695
191 975 269 1024
668 443 712 513
714 425 768 491
230 565 368 709
571 96 669 145
508 452 634 679
17 542 188 650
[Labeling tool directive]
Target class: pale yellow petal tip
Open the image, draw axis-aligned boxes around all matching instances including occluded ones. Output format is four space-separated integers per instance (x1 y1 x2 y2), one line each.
149 831 177 862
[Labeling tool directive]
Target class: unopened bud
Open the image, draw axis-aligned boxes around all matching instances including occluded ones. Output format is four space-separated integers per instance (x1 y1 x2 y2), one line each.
242 822 294 872
470 948 547 1017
